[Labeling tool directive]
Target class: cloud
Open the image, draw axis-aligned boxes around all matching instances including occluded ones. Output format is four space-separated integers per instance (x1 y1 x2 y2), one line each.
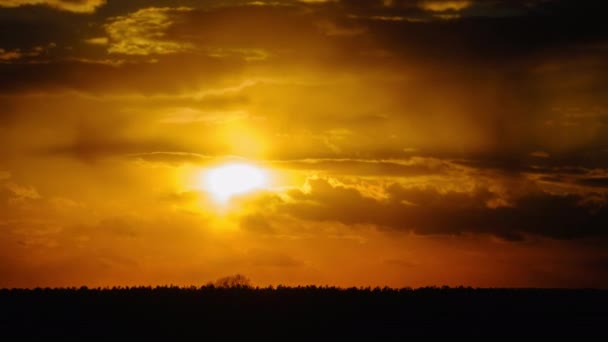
84 37 109 46
128 152 211 166
0 0 106 13
273 177 608 240
316 20 366 37
0 45 50 62
0 55 248 95
0 48 22 61
578 177 608 189
104 7 193 55
41 137 189 162
274 157 454 177
159 108 250 124
527 166 608 192
419 0 472 12
4 182 41 200
530 151 551 158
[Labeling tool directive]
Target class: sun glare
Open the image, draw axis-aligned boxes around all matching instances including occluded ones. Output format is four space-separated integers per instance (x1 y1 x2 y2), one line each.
203 163 268 203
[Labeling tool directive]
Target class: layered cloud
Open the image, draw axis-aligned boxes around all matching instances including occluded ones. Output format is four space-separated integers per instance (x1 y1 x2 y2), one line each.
0 0 105 13
272 177 608 241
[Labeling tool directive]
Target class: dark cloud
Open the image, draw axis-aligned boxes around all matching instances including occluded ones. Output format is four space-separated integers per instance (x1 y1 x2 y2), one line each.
277 178 608 240
0 0 106 13
453 151 608 175
1 1 605 89
0 55 247 94
1 0 607 163
578 178 608 188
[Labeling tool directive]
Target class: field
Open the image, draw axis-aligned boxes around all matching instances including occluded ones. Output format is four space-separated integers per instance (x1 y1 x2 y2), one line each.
2 286 607 338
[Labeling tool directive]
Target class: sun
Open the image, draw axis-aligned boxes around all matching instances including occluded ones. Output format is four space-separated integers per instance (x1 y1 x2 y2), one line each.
203 163 268 203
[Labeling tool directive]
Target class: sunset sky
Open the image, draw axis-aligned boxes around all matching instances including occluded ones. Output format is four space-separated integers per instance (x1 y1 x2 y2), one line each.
1 0 608 288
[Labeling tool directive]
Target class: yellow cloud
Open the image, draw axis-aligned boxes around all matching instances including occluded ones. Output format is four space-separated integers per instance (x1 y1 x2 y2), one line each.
205 47 270 61
104 7 193 55
84 37 109 46
419 0 472 12
0 0 105 13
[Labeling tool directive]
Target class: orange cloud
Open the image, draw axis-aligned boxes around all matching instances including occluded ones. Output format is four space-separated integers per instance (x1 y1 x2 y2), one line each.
0 48 22 61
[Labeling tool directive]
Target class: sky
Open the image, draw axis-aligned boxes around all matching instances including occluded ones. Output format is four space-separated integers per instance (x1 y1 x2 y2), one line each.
1 0 608 288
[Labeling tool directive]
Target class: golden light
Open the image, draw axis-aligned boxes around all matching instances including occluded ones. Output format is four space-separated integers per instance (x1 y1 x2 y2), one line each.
203 163 268 203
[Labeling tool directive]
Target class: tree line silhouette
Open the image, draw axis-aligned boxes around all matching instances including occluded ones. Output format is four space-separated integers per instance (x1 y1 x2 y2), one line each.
1 275 607 338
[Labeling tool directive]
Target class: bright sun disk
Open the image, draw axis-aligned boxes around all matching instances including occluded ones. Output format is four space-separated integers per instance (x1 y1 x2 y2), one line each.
203 163 267 203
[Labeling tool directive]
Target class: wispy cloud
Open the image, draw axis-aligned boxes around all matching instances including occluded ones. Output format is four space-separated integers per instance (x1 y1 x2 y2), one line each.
419 0 472 12
0 0 106 13
105 7 193 55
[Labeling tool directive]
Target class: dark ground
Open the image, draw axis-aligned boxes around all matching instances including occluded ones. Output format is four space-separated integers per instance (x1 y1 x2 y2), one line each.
1 286 607 339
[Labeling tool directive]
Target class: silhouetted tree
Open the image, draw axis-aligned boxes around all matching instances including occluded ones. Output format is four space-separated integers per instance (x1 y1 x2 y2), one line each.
214 274 252 288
